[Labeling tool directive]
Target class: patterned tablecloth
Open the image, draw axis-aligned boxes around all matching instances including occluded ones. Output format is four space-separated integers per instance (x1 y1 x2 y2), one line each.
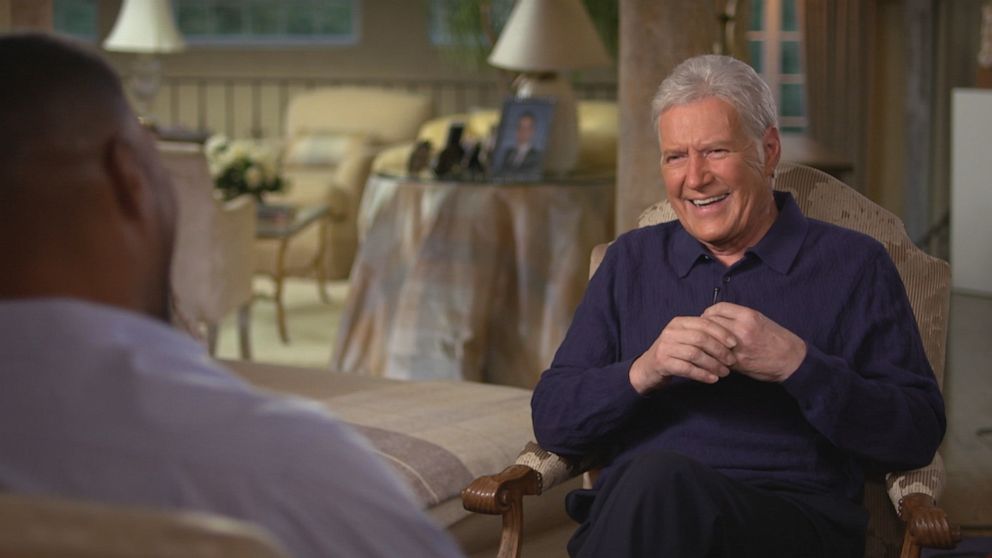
330 174 615 388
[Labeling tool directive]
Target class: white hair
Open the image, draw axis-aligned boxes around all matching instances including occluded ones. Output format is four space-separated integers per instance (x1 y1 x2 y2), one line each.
652 55 778 165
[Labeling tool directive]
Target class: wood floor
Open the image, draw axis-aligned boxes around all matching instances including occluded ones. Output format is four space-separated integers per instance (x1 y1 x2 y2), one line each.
942 292 992 534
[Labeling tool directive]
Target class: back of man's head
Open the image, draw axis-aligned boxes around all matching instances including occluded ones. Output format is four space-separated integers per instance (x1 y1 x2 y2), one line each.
0 33 176 320
0 34 135 177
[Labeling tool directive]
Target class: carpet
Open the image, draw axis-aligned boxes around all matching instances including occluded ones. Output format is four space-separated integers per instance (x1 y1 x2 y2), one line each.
923 537 992 557
215 277 347 369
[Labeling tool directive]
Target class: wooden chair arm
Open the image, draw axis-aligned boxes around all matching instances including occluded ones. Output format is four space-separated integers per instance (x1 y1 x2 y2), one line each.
898 493 962 558
461 465 542 558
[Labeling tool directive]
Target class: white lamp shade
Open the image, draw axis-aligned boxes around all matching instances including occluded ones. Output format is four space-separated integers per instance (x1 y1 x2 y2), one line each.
104 0 186 53
488 0 610 72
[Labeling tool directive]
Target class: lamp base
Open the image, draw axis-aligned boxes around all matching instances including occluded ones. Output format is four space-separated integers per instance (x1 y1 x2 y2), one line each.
515 73 579 176
127 53 162 124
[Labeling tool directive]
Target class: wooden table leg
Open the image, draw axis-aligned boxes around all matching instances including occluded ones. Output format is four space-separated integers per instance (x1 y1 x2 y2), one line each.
237 303 253 360
274 237 290 344
315 215 331 304
257 204 332 343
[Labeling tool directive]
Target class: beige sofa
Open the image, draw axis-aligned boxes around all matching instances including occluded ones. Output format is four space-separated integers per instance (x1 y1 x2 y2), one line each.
256 87 434 281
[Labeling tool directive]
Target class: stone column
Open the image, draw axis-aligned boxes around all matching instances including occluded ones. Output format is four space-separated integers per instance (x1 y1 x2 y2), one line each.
903 0 934 243
617 0 719 233
0 2 10 31
8 0 52 30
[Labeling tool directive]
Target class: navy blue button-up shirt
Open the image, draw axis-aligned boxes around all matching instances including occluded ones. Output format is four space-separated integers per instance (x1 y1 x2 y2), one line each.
532 192 946 502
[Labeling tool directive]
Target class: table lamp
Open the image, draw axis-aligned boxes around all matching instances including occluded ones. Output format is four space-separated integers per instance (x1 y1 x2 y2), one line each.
488 0 610 175
104 0 186 124
713 0 739 56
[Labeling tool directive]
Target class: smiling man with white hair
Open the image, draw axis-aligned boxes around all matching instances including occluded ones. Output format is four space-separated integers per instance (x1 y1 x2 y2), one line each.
531 55 945 558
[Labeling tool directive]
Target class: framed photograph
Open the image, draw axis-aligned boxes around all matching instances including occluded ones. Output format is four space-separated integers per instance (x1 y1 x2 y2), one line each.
489 97 555 182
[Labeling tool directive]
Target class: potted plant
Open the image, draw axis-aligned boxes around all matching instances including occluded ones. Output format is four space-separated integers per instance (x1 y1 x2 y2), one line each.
205 135 285 203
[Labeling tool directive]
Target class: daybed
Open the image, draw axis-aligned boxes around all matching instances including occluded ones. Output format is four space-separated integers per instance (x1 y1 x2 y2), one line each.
223 359 576 557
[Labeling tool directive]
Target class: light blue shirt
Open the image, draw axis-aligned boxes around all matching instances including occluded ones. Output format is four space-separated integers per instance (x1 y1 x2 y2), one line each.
0 298 463 558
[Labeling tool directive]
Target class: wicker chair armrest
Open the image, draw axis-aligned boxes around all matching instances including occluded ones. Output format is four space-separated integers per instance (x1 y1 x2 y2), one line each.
461 465 540 558
886 453 945 507
898 493 961 554
461 442 588 514
460 442 594 558
461 464 542 515
513 441 593 492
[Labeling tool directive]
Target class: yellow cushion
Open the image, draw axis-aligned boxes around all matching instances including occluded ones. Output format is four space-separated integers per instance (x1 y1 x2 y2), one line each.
417 110 500 148
371 143 416 175
417 116 462 148
285 87 433 145
283 132 367 168
465 110 500 141
575 101 618 174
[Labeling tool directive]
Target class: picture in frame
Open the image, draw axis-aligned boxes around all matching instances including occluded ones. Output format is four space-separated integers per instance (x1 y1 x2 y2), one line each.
489 97 555 181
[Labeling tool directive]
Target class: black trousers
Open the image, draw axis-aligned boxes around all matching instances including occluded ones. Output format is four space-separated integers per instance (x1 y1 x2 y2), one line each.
565 451 866 558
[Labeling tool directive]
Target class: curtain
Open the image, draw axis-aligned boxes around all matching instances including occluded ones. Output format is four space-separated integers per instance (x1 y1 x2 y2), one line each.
802 0 875 193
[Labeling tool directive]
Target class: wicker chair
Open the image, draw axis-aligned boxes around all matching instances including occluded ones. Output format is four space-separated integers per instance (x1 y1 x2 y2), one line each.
462 164 961 558
161 141 256 358
257 86 434 283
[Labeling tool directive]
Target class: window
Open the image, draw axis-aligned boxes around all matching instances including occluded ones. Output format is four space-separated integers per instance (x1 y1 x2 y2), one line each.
747 0 807 133
173 0 359 45
52 1 358 47
52 0 99 41
428 0 513 46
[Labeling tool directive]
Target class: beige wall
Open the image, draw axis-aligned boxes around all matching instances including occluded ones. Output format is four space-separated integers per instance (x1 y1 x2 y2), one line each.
850 0 988 247
153 1 615 82
0 0 51 31
7 0 959 238
932 0 988 256
125 2 487 81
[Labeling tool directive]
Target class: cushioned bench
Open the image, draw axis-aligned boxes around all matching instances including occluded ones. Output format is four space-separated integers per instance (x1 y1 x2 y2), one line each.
223 359 577 556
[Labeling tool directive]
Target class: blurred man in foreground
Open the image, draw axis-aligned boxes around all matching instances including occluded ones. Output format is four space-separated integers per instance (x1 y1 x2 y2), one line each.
0 33 462 558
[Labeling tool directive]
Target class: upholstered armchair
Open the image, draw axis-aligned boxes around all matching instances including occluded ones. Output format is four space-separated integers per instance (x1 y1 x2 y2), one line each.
462 164 961 558
0 492 287 557
160 142 256 358
255 86 434 283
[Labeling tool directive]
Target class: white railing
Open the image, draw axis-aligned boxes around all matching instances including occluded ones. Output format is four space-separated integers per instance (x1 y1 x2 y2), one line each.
148 75 617 139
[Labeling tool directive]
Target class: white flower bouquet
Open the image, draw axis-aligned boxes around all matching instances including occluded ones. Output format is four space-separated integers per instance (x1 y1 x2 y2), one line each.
205 135 285 202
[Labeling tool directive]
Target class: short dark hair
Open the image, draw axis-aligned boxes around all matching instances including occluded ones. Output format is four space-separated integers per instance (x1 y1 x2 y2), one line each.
0 33 130 166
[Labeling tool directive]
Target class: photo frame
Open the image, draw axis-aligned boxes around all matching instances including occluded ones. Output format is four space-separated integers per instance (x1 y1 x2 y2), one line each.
489 97 555 182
